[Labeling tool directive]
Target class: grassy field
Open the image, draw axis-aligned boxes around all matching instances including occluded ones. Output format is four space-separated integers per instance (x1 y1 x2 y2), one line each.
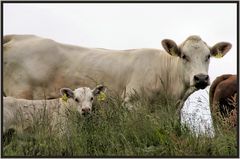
2 93 238 157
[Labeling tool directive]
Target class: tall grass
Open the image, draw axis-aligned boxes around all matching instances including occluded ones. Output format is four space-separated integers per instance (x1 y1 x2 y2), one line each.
2 93 238 157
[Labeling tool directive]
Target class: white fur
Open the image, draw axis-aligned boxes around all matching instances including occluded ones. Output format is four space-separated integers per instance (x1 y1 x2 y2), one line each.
3 35 231 106
3 86 101 134
72 87 94 114
180 36 210 87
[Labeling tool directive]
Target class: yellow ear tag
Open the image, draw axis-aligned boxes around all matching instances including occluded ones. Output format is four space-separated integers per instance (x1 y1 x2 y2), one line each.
170 48 175 55
97 92 106 101
214 52 223 58
61 93 68 102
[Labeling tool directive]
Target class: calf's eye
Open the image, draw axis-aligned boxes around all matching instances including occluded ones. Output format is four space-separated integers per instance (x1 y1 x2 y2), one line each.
206 55 210 61
90 97 94 101
75 98 79 102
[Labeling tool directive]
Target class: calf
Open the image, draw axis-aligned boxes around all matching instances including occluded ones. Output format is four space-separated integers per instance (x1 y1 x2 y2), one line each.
3 85 106 134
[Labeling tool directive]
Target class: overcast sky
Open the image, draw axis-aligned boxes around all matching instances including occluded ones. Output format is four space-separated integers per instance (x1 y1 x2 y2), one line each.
3 3 237 92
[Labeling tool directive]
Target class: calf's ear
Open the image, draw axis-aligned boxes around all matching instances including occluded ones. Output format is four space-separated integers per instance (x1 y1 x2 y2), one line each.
60 88 74 98
161 39 181 57
211 42 232 58
92 85 106 96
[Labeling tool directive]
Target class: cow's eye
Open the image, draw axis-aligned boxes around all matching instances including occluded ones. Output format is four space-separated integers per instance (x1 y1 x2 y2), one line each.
182 54 189 61
206 55 210 61
90 97 94 101
75 98 79 102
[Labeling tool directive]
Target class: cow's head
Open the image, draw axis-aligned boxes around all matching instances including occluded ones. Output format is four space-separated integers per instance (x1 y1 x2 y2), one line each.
162 35 232 90
60 85 106 115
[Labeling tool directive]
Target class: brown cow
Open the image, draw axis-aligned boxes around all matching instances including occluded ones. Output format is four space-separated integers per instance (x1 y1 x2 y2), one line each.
209 74 237 118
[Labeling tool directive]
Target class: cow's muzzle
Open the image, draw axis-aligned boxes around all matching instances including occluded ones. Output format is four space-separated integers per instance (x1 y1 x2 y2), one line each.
194 74 209 89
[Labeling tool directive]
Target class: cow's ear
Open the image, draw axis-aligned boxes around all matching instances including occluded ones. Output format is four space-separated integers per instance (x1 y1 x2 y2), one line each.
161 39 180 57
92 85 106 96
211 42 232 58
60 88 74 98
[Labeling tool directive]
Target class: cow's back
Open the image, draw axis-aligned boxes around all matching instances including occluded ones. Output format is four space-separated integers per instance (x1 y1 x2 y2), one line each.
3 35 83 99
3 34 164 99
3 97 18 132
210 74 237 117
3 96 60 132
209 74 233 106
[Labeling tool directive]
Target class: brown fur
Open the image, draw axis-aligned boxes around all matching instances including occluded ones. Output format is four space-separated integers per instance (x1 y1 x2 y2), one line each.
209 74 233 107
210 74 237 118
229 106 237 127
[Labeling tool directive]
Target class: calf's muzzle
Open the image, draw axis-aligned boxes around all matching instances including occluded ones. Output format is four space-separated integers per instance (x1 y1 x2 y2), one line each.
82 107 91 115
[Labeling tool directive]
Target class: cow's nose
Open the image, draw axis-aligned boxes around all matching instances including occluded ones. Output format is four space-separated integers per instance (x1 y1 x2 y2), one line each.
82 108 91 114
194 74 209 89
194 74 209 82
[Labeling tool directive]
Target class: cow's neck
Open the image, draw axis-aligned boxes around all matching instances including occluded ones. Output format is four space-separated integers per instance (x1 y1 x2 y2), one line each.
157 54 187 100
59 98 78 114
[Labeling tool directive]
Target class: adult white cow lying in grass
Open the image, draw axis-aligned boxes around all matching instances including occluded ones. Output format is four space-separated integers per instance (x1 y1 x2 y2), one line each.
3 35 231 112
3 85 106 134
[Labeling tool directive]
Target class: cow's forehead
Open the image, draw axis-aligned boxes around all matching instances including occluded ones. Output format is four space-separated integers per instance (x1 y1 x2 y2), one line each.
74 87 93 98
180 36 210 55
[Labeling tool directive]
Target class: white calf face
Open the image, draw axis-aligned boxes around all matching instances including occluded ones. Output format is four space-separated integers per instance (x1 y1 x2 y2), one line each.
162 35 232 90
60 85 106 115
73 87 94 115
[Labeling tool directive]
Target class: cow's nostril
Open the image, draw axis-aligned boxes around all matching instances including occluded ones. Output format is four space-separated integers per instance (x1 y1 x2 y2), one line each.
194 75 199 81
194 74 209 83
82 108 90 113
205 75 209 81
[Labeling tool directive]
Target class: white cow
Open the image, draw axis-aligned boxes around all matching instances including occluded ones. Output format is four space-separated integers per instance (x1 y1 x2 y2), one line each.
3 85 106 134
3 35 231 111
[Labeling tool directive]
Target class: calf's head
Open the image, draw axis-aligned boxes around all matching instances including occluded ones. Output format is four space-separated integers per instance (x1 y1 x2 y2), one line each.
162 35 232 90
60 85 106 115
